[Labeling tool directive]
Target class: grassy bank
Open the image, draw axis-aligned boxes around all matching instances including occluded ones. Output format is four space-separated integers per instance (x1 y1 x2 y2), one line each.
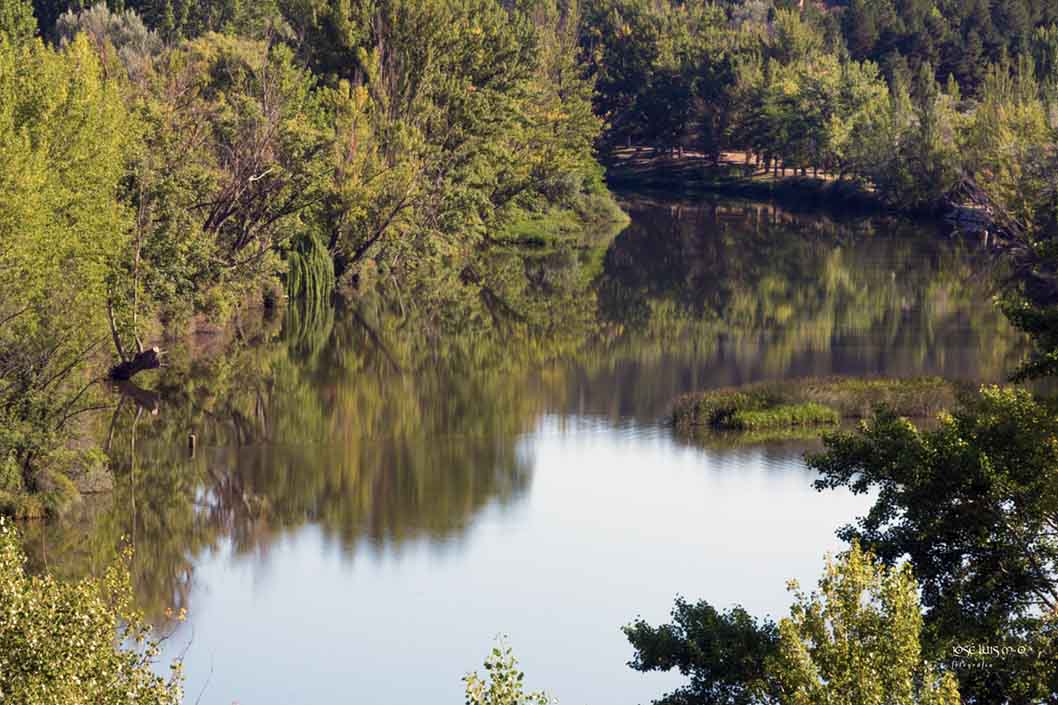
673 376 967 432
498 191 630 248
605 149 884 211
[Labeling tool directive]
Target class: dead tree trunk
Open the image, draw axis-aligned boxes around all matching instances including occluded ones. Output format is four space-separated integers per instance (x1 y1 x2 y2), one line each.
108 347 162 381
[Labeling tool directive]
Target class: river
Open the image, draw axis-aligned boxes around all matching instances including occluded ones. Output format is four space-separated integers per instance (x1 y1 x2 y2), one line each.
29 193 1024 704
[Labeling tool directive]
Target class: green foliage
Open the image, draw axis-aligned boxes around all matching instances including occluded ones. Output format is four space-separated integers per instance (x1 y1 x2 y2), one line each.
580 0 966 208
120 32 330 331
625 543 960 705
956 56 1058 384
964 57 1052 225
809 386 1058 703
0 30 132 511
1003 293 1058 381
726 401 839 430
580 0 1058 218
308 0 620 312
772 542 961 705
767 9 823 65
857 67 963 209
1031 23 1058 89
3 0 618 513
56 4 162 77
0 0 34 42
840 0 1057 95
624 599 779 705
582 0 761 154
464 642 552 705
673 377 963 430
0 518 183 705
286 232 334 302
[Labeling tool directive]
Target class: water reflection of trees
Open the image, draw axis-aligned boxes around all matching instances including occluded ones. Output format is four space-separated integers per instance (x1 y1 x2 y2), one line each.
554 196 1026 422
22 233 604 619
20 196 1027 619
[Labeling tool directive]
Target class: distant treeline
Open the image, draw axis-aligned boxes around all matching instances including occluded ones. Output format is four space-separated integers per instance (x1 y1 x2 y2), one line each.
580 0 1058 211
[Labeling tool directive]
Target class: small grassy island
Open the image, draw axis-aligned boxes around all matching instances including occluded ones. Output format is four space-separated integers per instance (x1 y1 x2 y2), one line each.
672 376 966 432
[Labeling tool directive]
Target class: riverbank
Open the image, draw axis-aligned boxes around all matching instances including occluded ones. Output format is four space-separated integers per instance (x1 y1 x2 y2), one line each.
498 191 630 248
605 148 886 211
672 377 969 432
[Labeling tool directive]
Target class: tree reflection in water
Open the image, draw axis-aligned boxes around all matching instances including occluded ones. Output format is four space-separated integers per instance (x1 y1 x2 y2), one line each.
19 196 1025 624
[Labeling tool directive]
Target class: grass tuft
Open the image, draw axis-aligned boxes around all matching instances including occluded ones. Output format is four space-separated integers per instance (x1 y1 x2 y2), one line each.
725 402 840 430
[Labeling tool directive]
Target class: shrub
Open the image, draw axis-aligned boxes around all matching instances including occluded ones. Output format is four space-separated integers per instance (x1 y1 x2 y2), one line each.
464 642 552 705
0 519 183 705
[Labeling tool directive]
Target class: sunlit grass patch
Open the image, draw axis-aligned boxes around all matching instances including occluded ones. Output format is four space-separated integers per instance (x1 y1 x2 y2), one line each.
673 376 966 432
724 402 840 430
498 192 629 248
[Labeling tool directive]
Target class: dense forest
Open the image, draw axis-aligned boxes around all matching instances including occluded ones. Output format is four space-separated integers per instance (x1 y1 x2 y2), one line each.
2 0 1058 703
4 0 1058 514
0 0 625 516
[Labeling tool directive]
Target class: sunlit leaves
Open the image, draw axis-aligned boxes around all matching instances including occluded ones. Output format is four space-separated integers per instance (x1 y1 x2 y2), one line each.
0 30 133 509
0 519 183 705
625 544 960 705
464 641 552 705
809 386 1058 702
772 543 961 705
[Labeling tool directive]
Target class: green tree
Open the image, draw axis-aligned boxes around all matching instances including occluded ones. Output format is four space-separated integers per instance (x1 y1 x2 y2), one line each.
56 4 162 78
767 8 823 65
1004 289 1058 381
958 56 1058 383
579 0 661 145
0 31 134 515
809 386 1058 703
854 66 961 209
964 56 1051 230
624 599 779 705
112 32 331 342
625 543 961 705
0 518 183 705
0 0 34 42
772 543 961 705
1030 24 1058 89
825 57 890 178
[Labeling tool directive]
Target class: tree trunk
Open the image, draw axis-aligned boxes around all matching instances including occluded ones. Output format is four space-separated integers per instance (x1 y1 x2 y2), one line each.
109 347 162 381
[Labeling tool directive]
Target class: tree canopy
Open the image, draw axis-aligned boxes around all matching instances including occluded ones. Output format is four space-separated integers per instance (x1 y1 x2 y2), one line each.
625 543 962 705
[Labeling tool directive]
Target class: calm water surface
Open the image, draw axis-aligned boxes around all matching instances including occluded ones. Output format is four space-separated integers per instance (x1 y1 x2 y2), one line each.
44 195 1026 704
173 426 866 705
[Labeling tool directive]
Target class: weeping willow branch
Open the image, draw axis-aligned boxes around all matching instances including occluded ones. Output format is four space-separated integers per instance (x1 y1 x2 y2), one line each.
286 232 335 303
